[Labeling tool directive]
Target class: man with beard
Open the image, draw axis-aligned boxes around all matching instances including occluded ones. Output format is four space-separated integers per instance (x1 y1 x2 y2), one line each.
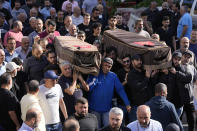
115 13 129 31
59 16 72 36
100 107 131 131
39 20 60 44
19 108 41 131
89 7 103 26
189 29 197 58
4 37 19 62
127 105 163 131
133 19 150 38
156 16 176 51
72 97 98 131
104 16 118 31
127 54 154 122
174 37 197 68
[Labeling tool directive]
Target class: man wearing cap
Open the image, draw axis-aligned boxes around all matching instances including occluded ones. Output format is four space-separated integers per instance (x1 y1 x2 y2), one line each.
38 70 68 131
87 57 131 128
6 61 24 100
174 37 197 68
127 54 154 122
0 49 7 76
171 50 197 130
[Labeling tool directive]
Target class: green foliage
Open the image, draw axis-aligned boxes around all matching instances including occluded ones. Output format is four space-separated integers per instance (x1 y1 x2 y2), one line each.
135 0 163 8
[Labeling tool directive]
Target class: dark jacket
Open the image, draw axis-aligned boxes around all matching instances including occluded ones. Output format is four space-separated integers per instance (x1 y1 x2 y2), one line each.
175 64 197 104
146 96 183 131
99 125 131 131
127 68 152 106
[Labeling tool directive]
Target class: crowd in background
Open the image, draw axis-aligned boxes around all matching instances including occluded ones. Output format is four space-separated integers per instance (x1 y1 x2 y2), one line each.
0 0 197 131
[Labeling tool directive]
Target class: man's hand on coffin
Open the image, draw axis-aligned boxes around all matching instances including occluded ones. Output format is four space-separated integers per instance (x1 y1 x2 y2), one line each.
126 105 131 112
73 70 78 81
145 69 151 78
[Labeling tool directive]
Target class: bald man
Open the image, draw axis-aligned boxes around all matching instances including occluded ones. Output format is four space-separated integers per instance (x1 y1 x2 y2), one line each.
146 83 183 130
72 6 83 26
174 37 197 68
18 108 41 131
63 118 80 131
0 49 6 76
127 105 163 131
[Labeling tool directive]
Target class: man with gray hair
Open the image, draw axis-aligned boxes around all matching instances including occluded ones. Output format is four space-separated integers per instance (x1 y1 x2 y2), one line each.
0 49 7 76
15 36 32 61
99 107 131 131
58 61 89 116
23 17 37 36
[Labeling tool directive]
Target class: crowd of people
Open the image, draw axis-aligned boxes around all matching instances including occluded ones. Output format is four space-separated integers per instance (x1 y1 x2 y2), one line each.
0 0 197 131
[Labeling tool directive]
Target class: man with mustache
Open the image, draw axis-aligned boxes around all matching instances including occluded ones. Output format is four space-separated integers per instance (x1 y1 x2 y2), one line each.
72 97 98 131
127 105 162 131
127 54 154 122
174 37 197 68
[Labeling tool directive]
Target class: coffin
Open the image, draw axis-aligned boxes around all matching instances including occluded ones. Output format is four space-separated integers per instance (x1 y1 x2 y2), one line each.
54 36 101 76
103 29 172 70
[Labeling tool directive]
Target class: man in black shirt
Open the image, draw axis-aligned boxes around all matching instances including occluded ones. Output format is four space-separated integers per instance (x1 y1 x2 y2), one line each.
78 13 91 38
72 97 98 131
86 22 102 45
116 13 129 31
156 16 176 51
104 16 118 31
0 73 21 131
99 107 130 131
59 15 72 36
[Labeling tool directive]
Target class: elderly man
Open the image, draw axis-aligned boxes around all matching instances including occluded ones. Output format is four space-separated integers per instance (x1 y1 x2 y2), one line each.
58 61 89 116
127 105 163 131
28 18 43 46
20 80 45 131
174 37 197 68
4 20 23 48
15 36 32 61
0 49 6 76
38 70 68 130
68 24 77 37
72 97 98 131
59 16 72 36
18 108 41 131
87 57 131 128
4 37 19 62
71 6 83 26
146 83 183 130
100 107 131 131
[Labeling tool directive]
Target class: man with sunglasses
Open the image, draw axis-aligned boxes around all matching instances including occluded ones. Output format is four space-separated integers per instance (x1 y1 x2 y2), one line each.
87 57 131 128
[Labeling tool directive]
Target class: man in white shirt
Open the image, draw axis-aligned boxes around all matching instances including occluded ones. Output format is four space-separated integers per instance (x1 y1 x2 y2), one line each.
38 70 68 131
127 105 163 131
19 108 41 131
20 80 45 131
71 6 83 26
134 19 150 38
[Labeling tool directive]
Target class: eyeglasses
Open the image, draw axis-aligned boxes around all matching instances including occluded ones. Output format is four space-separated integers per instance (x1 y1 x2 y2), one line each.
123 60 130 64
